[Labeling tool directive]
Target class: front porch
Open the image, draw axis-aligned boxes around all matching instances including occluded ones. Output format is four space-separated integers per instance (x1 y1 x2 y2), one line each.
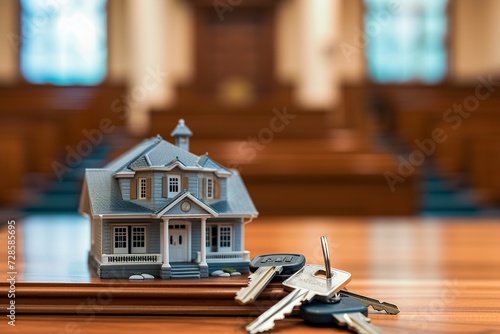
94 215 250 279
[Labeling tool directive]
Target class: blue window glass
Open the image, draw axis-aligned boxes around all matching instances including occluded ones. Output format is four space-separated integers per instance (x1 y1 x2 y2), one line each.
365 0 448 83
20 0 107 85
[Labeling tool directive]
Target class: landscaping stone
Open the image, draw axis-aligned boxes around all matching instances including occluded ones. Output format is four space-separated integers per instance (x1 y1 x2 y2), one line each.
230 272 241 276
141 274 154 280
129 274 144 280
219 273 230 277
211 270 224 277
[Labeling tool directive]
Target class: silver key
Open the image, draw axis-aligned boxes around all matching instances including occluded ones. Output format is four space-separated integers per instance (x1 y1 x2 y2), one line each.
339 290 400 315
245 264 352 334
236 253 305 305
236 266 282 305
333 312 385 334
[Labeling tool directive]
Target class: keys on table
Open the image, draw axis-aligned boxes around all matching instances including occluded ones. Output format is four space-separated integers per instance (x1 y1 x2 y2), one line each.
235 253 306 305
246 264 352 334
245 238 352 334
241 236 399 334
300 296 385 334
339 290 400 315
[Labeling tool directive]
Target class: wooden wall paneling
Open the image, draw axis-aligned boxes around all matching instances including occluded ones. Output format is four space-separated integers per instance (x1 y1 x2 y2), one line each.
194 3 276 96
0 131 26 205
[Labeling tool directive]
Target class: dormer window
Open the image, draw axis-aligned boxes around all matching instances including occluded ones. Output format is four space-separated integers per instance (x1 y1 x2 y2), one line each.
206 178 214 199
168 175 181 197
138 178 147 199
131 177 150 200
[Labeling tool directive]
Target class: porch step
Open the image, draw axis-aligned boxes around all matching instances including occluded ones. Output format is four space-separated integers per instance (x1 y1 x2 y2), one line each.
170 263 201 279
171 273 201 279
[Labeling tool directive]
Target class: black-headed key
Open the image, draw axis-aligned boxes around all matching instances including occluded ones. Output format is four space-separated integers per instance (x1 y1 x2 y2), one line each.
301 296 385 334
235 253 305 305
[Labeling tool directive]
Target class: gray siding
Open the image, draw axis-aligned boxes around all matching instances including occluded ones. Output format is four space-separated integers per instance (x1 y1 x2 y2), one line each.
94 217 102 257
198 174 204 200
153 172 167 211
220 178 227 200
187 172 198 197
191 220 201 260
103 221 111 254
149 222 161 253
234 221 242 251
119 179 131 200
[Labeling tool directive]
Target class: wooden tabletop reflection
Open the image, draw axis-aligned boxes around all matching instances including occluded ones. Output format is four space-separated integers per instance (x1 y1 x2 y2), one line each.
1 215 500 333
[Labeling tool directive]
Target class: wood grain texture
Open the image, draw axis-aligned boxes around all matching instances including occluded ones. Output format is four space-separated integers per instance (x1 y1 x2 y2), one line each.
1 216 500 333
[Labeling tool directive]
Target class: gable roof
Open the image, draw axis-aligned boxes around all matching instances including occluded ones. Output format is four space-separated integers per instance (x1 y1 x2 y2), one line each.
199 153 233 175
155 190 218 217
107 136 231 176
105 136 161 173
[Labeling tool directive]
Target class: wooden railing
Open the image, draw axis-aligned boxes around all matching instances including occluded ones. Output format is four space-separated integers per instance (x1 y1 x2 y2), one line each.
195 251 250 263
102 254 162 264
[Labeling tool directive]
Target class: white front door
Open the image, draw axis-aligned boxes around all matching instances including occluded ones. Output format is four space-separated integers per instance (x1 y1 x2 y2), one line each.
131 226 146 254
169 228 188 262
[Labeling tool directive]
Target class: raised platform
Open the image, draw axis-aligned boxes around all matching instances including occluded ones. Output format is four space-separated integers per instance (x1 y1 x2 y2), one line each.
0 277 288 315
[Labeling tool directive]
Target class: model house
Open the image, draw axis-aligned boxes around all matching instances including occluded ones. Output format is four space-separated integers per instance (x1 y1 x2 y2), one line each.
79 120 258 279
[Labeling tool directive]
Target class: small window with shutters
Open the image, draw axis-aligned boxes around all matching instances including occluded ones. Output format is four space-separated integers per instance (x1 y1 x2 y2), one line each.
138 178 147 199
206 178 214 199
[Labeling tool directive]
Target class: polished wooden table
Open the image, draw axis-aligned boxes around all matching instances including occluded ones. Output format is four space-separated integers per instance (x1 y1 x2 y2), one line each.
1 215 500 333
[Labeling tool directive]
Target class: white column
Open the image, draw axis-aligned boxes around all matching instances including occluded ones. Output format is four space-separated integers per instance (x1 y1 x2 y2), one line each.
162 218 170 268
100 215 104 263
200 218 207 266
160 221 164 260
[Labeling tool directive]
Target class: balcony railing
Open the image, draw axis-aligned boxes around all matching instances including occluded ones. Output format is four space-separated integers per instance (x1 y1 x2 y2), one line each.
102 253 163 264
195 251 250 263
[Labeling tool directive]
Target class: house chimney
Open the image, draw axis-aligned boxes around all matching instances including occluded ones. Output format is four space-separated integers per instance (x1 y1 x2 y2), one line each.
170 119 193 151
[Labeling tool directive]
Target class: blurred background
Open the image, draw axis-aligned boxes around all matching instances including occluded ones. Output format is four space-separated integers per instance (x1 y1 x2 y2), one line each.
1 0 500 218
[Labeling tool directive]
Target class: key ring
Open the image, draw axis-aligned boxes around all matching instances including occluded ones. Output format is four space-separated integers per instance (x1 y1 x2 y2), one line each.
320 236 341 303
320 236 332 279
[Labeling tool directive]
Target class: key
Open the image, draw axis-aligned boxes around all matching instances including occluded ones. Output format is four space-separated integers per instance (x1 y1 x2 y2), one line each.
246 236 351 334
339 290 400 315
235 253 306 305
245 264 352 334
300 296 386 334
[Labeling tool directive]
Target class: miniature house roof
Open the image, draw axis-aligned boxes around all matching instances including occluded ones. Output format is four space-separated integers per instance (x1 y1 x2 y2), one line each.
80 136 258 218
106 136 232 177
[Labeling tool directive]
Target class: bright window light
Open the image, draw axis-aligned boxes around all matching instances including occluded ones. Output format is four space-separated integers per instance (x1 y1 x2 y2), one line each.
365 0 448 83
20 0 107 85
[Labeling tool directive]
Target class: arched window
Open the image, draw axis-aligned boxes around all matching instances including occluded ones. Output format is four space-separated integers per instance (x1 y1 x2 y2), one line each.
365 0 448 83
20 0 107 85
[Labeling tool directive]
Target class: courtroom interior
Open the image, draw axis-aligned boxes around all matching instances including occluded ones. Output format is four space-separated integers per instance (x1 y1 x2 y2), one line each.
0 0 500 333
